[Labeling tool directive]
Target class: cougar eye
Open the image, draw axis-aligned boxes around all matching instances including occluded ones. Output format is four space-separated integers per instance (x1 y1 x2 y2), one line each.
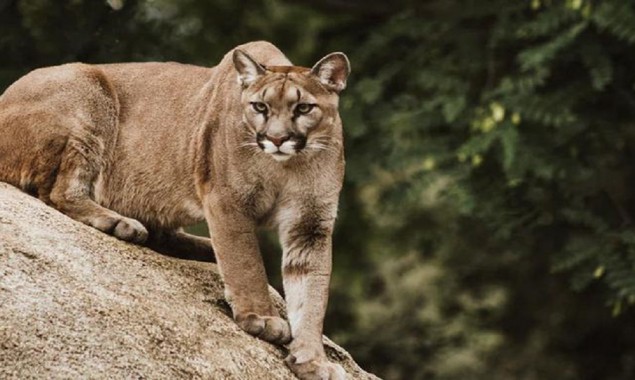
251 102 268 114
295 103 315 115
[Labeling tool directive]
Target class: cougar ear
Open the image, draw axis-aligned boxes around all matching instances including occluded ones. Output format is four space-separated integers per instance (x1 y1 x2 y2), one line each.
233 49 266 87
310 52 351 93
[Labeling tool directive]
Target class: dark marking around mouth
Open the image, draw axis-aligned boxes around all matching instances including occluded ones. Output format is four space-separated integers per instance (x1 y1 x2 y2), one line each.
256 132 265 149
295 136 307 151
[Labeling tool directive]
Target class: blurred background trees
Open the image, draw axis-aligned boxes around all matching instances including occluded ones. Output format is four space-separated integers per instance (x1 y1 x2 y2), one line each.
3 0 635 379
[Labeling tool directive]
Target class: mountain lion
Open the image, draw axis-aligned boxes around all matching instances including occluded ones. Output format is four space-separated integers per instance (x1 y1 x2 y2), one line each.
0 41 350 379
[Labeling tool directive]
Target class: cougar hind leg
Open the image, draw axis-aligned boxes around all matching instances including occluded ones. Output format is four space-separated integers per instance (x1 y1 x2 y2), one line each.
48 133 148 243
45 65 148 243
0 114 148 243
1 64 148 243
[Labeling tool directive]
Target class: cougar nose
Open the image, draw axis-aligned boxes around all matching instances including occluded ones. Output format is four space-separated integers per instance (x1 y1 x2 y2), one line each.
266 134 290 147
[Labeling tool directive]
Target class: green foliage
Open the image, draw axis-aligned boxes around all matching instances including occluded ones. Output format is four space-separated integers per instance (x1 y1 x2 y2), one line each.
335 251 508 379
331 0 635 378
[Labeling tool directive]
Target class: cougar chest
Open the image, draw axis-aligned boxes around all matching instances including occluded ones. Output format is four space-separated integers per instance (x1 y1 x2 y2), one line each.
243 167 305 228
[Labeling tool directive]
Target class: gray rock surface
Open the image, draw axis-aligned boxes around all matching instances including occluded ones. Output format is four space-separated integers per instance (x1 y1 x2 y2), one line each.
0 182 377 380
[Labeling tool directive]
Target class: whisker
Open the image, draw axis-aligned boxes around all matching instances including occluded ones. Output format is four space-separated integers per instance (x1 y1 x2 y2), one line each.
305 143 340 155
237 142 259 152
311 136 336 143
310 139 332 146
310 137 340 149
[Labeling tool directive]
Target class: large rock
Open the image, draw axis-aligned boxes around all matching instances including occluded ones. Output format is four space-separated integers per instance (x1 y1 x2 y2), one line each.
0 182 376 379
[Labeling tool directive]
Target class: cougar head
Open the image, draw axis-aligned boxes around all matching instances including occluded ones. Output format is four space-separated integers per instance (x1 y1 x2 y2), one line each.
233 49 350 162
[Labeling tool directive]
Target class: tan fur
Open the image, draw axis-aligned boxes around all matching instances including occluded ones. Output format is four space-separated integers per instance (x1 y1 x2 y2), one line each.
0 41 350 380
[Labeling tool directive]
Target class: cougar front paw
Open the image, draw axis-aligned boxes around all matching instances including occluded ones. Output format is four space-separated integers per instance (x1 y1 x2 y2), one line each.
236 313 291 345
91 215 148 243
285 350 347 380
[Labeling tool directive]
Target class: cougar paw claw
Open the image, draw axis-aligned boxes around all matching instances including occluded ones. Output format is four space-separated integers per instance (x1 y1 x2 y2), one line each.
236 313 291 345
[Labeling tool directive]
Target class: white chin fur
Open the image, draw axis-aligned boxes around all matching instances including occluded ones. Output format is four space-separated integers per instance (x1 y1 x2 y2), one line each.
271 153 292 162
279 141 297 154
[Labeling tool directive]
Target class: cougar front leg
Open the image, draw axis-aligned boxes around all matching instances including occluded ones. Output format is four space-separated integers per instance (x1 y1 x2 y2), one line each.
205 194 291 345
279 205 346 380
